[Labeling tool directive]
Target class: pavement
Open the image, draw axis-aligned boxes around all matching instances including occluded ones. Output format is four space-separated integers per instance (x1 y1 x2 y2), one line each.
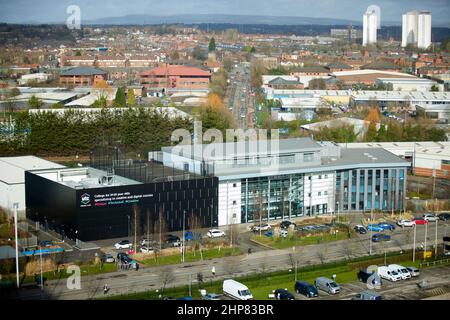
11 219 449 300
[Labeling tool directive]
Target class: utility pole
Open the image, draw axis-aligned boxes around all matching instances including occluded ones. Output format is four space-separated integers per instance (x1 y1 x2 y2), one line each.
413 224 416 262
14 203 19 289
424 222 428 260
369 207 373 255
40 244 43 290
182 210 186 263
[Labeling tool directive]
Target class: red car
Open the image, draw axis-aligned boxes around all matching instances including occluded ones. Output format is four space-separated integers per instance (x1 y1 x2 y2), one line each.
413 218 428 225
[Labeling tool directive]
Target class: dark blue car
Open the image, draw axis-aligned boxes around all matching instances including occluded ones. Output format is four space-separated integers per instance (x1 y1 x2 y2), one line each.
372 233 391 242
378 223 395 231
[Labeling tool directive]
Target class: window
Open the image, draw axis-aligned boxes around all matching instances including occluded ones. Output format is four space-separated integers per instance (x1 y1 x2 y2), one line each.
324 191 328 195
325 174 328 179
318 192 322 196
319 175 322 179
304 153 314 162
308 193 311 197
308 176 312 180
232 200 237 205
233 183 237 187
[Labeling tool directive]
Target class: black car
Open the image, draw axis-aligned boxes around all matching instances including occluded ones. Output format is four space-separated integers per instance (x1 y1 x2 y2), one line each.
274 289 295 300
116 252 132 263
357 270 382 286
294 281 318 298
165 234 180 243
39 240 53 247
280 221 296 229
354 225 367 234
438 213 450 221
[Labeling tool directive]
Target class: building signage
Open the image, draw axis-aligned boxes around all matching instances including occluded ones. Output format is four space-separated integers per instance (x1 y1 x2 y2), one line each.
79 191 153 208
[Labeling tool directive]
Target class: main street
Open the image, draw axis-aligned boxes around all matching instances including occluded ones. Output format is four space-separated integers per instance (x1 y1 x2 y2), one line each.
14 221 449 300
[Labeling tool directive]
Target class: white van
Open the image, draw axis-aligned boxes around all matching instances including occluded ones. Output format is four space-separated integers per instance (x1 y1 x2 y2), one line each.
388 264 411 280
377 266 402 282
223 279 253 300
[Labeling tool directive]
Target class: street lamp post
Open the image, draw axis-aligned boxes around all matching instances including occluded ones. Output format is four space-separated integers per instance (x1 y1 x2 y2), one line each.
182 210 186 263
13 203 19 289
369 207 373 255
39 244 43 290
424 221 428 260
413 224 417 262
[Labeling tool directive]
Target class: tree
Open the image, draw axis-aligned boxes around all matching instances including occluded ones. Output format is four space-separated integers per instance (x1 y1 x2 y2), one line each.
154 207 167 252
92 79 113 105
208 37 216 52
222 57 234 72
127 88 136 107
74 50 82 56
192 46 207 61
114 87 126 108
365 122 378 142
28 95 43 109
376 123 387 142
430 84 439 92
158 267 175 294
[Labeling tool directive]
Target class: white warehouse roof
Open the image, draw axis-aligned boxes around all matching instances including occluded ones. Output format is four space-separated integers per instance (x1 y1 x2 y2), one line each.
0 156 65 185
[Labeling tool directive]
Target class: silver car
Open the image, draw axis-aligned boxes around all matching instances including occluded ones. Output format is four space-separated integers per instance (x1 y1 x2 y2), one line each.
406 266 420 277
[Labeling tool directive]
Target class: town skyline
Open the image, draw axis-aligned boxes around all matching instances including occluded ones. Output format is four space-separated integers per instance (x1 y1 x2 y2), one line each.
0 0 449 26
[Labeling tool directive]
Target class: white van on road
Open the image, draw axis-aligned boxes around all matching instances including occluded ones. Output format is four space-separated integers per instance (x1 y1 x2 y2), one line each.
388 264 411 280
377 266 402 282
223 279 253 300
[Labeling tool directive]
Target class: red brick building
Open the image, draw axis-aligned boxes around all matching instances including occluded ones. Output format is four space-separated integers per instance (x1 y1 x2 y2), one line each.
140 65 211 91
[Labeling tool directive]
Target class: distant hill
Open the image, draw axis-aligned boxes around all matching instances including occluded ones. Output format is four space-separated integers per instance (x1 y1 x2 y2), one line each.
86 14 362 26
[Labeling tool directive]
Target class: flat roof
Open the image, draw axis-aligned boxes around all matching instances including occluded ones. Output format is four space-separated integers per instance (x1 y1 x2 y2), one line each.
162 137 323 161
29 167 141 189
0 156 65 185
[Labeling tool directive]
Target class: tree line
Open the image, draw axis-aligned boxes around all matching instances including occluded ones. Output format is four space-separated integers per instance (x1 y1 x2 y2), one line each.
0 107 192 157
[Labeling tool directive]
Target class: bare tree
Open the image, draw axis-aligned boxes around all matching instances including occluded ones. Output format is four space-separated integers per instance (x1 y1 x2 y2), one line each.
189 212 203 259
316 242 328 264
159 267 175 294
228 224 239 247
131 204 141 253
154 207 167 252
145 208 153 244
341 241 353 260
259 255 269 276
223 258 239 277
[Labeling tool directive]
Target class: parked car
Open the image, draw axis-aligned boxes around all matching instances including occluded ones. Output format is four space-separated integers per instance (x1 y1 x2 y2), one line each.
264 230 273 237
352 290 382 300
114 240 132 250
140 238 154 246
165 234 181 246
357 270 382 286
116 252 132 264
252 223 271 232
367 224 384 232
423 213 438 222
185 231 194 241
140 246 155 253
223 279 253 300
397 219 415 227
378 222 395 231
377 266 402 282
207 229 225 238
406 266 420 277
438 213 450 221
354 225 367 234
372 233 391 242
280 220 296 229
388 264 411 280
39 240 53 247
315 277 340 295
274 289 295 300
413 218 428 225
202 293 221 300
294 281 318 298
101 253 115 263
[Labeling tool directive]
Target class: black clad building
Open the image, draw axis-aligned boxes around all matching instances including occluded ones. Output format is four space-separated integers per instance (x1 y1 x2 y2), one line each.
25 164 218 241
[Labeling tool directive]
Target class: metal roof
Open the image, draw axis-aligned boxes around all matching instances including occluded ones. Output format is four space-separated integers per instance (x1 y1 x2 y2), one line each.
60 67 107 76
0 156 65 185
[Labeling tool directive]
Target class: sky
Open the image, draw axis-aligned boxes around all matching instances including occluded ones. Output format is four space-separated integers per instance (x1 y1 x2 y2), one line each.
0 0 448 26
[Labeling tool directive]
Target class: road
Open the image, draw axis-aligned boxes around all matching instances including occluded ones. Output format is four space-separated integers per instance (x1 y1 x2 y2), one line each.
227 62 250 129
13 221 449 300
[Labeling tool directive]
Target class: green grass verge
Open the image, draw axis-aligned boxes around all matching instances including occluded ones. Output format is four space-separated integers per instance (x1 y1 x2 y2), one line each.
141 247 242 267
252 232 350 249
19 262 118 285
